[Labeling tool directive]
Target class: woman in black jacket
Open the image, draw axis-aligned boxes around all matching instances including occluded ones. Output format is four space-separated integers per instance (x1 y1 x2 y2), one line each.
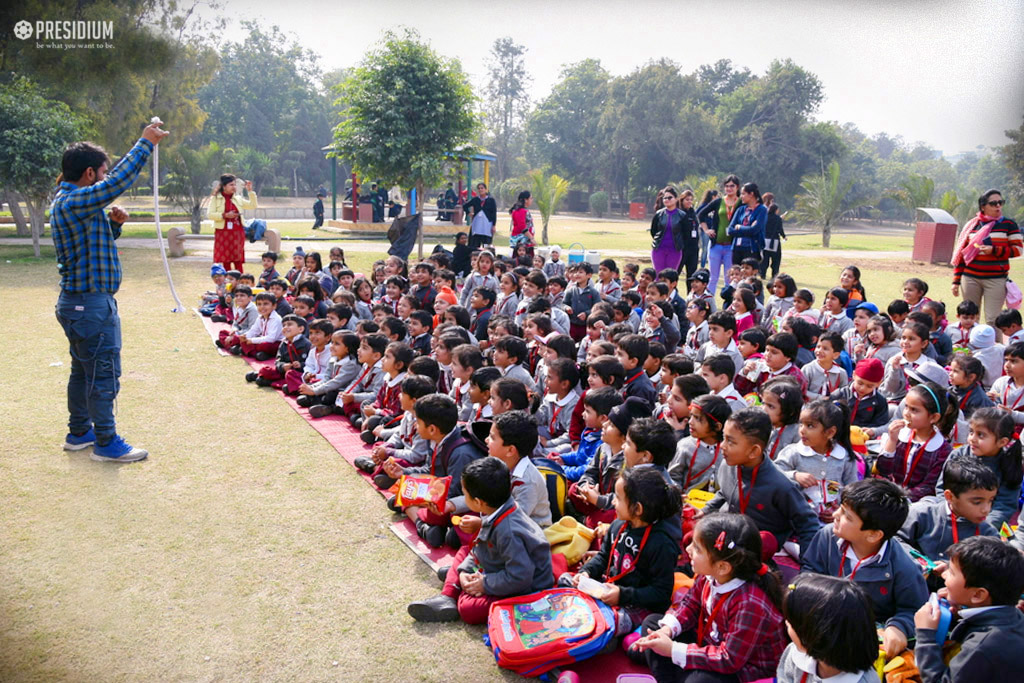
650 186 699 279
759 192 786 279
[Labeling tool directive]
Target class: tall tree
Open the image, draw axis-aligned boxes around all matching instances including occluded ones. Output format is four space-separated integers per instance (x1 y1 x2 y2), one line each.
162 143 233 234
897 173 935 216
525 59 609 190
482 38 530 186
791 161 856 248
332 29 478 257
0 78 85 257
1004 116 1024 198
599 60 717 203
716 59 832 198
0 0 219 150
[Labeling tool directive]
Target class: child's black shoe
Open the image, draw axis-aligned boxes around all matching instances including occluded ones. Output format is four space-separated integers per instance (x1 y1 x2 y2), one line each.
350 416 364 430
254 352 271 361
295 395 315 408
416 520 446 548
386 496 403 513
309 404 333 418
211 315 227 323
435 565 450 582
372 472 396 490
359 430 377 445
245 371 259 383
407 594 458 622
254 377 272 388
445 526 461 550
353 456 376 473
230 345 243 356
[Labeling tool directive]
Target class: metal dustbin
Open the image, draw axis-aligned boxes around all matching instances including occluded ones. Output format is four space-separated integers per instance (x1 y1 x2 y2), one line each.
912 208 958 264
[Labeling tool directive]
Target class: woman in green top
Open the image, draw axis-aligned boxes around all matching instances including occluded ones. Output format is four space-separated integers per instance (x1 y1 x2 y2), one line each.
696 174 741 294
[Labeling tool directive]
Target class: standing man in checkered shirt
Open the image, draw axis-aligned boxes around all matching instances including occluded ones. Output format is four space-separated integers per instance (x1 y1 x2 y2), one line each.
52 120 169 462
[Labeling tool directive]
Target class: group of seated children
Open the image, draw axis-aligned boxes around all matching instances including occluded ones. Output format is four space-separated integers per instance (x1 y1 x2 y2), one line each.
201 247 1024 682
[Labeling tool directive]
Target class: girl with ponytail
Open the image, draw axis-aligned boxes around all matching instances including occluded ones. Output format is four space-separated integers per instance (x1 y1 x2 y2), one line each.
632 512 787 682
876 380 955 502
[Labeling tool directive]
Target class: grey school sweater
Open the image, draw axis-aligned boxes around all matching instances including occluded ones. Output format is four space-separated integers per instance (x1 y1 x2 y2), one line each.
704 456 821 556
668 437 721 493
896 496 999 562
775 442 859 488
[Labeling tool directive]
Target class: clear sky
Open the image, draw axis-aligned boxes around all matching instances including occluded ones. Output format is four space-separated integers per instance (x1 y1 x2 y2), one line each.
213 0 1024 156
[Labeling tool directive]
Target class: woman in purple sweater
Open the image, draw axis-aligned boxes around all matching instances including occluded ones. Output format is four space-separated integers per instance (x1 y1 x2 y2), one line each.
649 186 699 278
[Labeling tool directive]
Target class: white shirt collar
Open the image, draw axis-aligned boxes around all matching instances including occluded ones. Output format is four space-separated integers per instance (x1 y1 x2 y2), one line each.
797 442 848 461
545 391 577 407
825 310 845 321
769 362 793 376
897 426 944 451
791 648 872 683
835 537 888 565
709 577 745 599
715 383 741 400
386 371 407 388
511 457 530 480
959 605 1001 619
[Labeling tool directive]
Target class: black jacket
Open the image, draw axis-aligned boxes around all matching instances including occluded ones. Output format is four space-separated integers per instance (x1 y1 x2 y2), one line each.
463 195 497 225
696 197 729 243
829 386 890 429
580 517 676 612
917 606 1024 682
764 211 785 241
650 207 699 252
452 243 471 277
275 336 312 374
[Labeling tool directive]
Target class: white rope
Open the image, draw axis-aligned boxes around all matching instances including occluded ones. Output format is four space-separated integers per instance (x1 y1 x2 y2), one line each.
150 117 185 313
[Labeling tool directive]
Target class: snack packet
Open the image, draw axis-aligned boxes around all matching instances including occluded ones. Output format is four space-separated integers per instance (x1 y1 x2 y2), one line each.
396 474 452 509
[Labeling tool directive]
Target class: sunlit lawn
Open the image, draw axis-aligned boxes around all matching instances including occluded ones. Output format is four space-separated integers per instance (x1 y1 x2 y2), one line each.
0 246 519 683
6 239 1024 680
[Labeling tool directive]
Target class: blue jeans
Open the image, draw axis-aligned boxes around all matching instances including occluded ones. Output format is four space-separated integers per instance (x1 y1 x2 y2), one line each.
707 244 733 294
699 230 710 268
55 292 121 446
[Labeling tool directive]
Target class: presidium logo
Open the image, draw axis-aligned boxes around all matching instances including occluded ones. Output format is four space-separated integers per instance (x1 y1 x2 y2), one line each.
13 19 114 43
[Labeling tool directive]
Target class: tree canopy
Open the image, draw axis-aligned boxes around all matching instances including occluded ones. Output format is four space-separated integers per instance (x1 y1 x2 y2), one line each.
0 78 86 256
331 29 478 255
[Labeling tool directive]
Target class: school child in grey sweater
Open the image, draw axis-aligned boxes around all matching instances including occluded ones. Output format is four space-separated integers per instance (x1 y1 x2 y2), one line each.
897 457 1000 565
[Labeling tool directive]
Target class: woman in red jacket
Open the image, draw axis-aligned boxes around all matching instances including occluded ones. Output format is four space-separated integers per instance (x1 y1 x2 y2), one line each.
509 190 535 261
951 189 1022 328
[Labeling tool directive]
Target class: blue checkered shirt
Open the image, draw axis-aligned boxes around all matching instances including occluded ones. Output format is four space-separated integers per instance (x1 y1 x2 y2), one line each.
51 138 153 293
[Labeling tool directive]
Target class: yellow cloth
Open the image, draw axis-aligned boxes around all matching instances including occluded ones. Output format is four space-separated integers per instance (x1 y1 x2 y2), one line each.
544 516 595 566
208 190 258 231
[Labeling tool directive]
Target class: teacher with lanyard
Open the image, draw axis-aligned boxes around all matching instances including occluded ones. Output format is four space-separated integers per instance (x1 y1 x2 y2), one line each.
951 188 1023 328
697 174 742 295
52 120 169 462
727 182 767 266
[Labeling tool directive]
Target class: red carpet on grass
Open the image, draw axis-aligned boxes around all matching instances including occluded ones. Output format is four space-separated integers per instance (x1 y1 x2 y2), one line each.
197 315 656 681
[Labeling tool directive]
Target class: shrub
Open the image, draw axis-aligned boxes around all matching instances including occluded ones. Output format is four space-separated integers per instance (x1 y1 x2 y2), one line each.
589 191 609 218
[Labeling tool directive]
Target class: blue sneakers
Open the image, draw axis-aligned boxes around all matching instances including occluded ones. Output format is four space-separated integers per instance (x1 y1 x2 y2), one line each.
63 428 96 451
90 435 149 463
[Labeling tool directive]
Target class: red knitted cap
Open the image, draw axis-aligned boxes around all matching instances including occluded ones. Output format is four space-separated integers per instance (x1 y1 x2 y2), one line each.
854 358 884 384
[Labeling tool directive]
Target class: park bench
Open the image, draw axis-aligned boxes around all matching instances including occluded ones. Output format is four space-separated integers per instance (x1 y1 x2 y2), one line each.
166 226 281 257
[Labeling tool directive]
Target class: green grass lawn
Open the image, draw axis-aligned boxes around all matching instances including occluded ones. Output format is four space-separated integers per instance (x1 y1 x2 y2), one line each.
0 247 519 683
5 243 1024 680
